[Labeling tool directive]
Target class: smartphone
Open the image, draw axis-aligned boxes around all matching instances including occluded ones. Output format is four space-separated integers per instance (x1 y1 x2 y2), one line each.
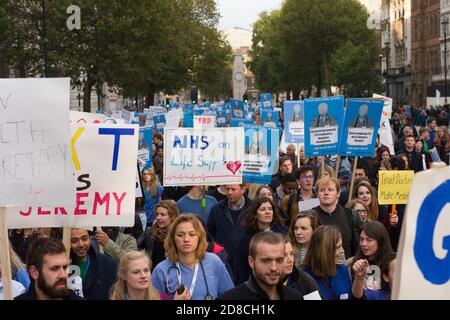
176 284 185 295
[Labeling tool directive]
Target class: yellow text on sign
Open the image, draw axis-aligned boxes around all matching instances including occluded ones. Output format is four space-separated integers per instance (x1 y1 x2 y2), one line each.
378 170 414 205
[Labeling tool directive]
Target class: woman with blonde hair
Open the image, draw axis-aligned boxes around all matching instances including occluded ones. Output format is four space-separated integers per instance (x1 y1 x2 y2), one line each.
110 251 169 300
141 167 164 226
302 225 352 300
289 210 320 268
151 214 234 300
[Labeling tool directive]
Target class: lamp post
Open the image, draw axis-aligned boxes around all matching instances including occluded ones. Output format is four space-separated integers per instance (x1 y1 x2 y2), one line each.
41 0 48 77
76 80 82 109
94 2 101 112
385 41 390 97
442 17 448 104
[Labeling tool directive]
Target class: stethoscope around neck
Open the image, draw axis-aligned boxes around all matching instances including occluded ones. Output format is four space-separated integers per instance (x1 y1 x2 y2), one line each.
165 260 213 300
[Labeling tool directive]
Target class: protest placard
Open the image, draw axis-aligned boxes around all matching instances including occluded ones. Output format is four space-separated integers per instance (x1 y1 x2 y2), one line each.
260 93 273 109
165 109 183 128
261 110 279 128
392 163 450 299
6 123 139 228
194 115 216 129
304 96 345 157
298 198 320 211
163 128 244 186
373 93 393 119
284 100 305 144
339 99 384 157
0 78 75 207
243 126 279 184
230 99 245 118
377 170 414 205
138 126 153 168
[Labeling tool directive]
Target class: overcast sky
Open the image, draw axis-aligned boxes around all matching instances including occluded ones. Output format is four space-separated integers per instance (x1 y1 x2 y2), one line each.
217 0 283 31
216 0 381 31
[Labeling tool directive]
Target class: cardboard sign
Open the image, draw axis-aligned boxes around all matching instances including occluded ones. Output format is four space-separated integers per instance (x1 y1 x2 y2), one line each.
392 163 450 299
339 99 384 157
304 96 345 157
163 128 244 186
0 78 75 207
243 126 279 184
7 124 139 228
378 170 414 205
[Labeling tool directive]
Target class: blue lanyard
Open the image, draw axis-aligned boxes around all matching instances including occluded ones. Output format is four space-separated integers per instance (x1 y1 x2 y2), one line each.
85 255 91 273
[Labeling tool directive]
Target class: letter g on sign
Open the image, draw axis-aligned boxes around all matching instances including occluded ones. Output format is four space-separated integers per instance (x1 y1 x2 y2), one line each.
413 180 450 285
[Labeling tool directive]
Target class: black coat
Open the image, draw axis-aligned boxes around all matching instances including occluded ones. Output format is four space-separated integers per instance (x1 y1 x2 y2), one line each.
71 247 117 300
217 274 303 300
15 284 84 300
282 266 321 298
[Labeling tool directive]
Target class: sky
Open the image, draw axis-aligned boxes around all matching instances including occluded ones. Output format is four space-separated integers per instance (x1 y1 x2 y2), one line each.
216 0 381 31
217 0 283 31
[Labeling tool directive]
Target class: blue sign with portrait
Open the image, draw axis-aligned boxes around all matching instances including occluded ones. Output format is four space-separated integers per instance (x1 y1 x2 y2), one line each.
243 126 280 184
230 99 245 118
261 110 279 128
284 100 305 144
338 98 384 157
152 114 166 132
260 93 273 110
304 96 345 157
230 118 253 127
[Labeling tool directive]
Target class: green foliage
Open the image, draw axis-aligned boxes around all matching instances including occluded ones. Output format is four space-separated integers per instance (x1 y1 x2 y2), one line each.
249 0 381 97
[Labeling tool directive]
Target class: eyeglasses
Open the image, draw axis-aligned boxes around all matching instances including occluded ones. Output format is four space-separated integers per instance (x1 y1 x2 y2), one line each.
356 209 368 214
300 175 314 180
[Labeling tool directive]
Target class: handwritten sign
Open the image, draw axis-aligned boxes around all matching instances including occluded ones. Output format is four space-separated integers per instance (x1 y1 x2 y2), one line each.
6 123 139 228
163 128 244 186
392 164 450 299
70 111 107 124
0 78 75 207
378 170 414 205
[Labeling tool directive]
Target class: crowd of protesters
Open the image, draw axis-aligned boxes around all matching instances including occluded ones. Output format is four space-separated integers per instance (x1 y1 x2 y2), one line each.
1 102 449 301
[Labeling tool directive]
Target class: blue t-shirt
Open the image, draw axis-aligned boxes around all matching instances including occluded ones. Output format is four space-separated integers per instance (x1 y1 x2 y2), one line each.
364 289 389 300
303 264 352 300
144 185 164 224
152 253 234 300
177 194 217 223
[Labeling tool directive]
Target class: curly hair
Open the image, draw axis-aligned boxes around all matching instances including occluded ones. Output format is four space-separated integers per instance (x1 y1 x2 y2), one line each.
241 197 283 234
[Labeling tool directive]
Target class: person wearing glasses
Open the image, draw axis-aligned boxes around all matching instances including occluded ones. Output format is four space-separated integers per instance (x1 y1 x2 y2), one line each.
151 214 234 300
347 199 371 222
280 165 317 226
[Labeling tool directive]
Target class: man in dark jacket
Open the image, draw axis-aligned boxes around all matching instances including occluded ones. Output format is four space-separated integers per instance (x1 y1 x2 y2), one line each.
207 183 252 279
15 237 83 300
396 135 423 172
217 232 302 300
313 177 360 259
70 228 117 300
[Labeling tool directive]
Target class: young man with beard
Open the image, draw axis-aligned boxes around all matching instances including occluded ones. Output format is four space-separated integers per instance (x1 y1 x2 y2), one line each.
217 232 302 300
15 237 83 300
70 228 117 300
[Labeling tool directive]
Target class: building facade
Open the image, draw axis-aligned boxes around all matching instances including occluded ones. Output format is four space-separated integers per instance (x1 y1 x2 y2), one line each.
381 0 412 107
411 0 441 107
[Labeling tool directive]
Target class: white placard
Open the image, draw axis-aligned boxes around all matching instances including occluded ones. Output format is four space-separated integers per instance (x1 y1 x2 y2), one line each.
310 126 338 145
7 123 139 228
194 115 216 129
289 121 304 135
70 111 107 124
298 198 320 212
0 78 75 207
243 154 271 173
164 128 244 186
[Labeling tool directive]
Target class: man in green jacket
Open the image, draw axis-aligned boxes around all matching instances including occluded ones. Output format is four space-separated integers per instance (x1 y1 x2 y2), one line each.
95 227 137 264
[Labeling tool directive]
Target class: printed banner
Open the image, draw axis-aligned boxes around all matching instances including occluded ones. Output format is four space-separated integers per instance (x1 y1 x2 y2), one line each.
261 110 279 128
284 100 305 144
0 78 75 207
339 99 384 157
163 128 244 186
194 115 216 129
378 170 414 205
304 96 345 157
138 126 153 168
260 93 273 110
243 126 279 184
230 99 245 118
7 123 139 228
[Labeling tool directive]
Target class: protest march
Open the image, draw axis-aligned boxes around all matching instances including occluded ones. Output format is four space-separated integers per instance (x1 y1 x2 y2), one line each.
0 77 449 305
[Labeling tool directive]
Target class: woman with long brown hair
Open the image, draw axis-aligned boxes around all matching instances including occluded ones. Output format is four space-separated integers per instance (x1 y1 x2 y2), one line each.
434 125 450 164
142 167 164 226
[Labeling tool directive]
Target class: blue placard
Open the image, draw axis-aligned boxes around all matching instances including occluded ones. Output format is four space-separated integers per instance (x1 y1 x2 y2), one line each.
216 110 228 127
304 96 345 157
261 110 279 128
260 93 273 110
153 114 166 132
338 98 384 157
138 126 153 168
243 126 280 184
230 118 253 127
230 99 245 118
284 100 305 144
182 111 194 128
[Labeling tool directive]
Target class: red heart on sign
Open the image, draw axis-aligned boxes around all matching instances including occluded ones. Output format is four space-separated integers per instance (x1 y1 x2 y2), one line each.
226 161 242 175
